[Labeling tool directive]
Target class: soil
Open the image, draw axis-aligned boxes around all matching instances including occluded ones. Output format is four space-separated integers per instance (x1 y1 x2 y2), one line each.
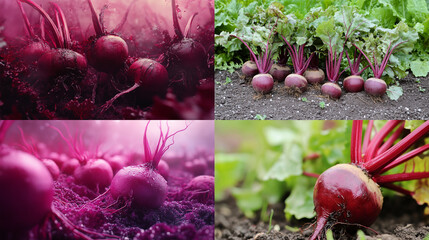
215 196 429 240
215 70 429 120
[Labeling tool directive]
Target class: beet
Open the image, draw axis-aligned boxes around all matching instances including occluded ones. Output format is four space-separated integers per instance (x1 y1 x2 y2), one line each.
310 164 383 240
101 58 169 111
241 60 259 78
88 35 129 73
169 38 206 70
22 41 50 64
343 75 364 92
321 82 342 99
304 69 325 84
252 74 274 94
364 78 387 96
269 63 291 82
38 49 87 78
285 74 307 92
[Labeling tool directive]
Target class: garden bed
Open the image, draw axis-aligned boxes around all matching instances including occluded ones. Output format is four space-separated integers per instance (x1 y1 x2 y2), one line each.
215 195 429 240
215 70 429 120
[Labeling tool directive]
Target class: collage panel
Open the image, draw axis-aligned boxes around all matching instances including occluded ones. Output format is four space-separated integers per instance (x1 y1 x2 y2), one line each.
0 120 214 239
215 0 429 120
0 0 214 119
215 120 429 239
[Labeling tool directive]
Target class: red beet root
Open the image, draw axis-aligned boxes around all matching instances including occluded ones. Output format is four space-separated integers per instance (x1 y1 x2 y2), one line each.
269 63 291 82
304 69 325 84
22 41 50 64
169 38 206 70
101 59 169 111
344 75 364 92
364 78 387 96
321 82 342 99
285 74 307 92
38 49 87 78
252 74 274 94
311 164 383 240
242 60 259 78
88 35 129 73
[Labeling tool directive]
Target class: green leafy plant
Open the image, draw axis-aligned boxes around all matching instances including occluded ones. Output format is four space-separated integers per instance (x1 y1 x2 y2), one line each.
254 114 267 120
319 101 326 109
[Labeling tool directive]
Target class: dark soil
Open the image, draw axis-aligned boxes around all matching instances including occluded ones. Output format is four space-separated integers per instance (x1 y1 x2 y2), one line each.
215 196 429 240
215 70 429 120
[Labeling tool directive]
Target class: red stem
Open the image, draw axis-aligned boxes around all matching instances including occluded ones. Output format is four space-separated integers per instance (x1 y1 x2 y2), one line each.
16 0 35 38
309 216 328 240
375 172 429 183
171 0 184 39
113 0 137 33
51 3 70 49
86 0 103 36
18 0 63 48
364 121 429 173
378 144 429 174
184 12 198 38
365 120 403 161
376 122 405 156
379 183 414 196
362 120 374 155
351 120 363 164
303 172 320 178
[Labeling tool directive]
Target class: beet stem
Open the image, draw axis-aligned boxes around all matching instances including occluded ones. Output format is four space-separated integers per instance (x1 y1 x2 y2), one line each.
362 120 374 155
364 121 429 173
375 172 429 183
51 2 71 48
0 120 14 143
378 144 429 174
113 0 137 33
86 0 103 36
16 0 35 38
171 0 184 39
19 0 63 48
303 171 320 178
376 122 405 156
351 120 363 164
379 183 414 196
184 12 198 38
365 120 402 161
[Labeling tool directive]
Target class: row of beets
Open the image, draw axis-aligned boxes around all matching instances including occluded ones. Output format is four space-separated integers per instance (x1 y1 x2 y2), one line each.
235 21 401 99
16 0 207 113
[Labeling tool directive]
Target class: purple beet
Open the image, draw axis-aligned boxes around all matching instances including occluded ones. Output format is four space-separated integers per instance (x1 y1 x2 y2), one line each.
38 49 87 78
344 75 364 92
242 60 259 78
88 35 129 73
321 82 342 99
285 74 308 92
269 63 291 82
304 69 325 84
252 74 274 94
364 78 387 96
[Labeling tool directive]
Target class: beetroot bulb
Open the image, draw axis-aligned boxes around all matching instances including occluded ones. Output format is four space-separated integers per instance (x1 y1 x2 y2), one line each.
110 121 190 208
85 0 130 73
309 120 429 239
18 0 87 78
166 0 207 96
231 22 278 94
343 48 369 93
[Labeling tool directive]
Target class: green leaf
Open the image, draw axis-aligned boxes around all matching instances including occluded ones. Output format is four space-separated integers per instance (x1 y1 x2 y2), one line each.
410 60 429 77
284 176 316 220
386 85 403 101
214 153 247 201
264 127 296 146
263 144 303 181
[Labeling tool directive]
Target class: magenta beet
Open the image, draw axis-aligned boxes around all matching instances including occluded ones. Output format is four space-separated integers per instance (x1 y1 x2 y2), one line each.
0 150 54 231
169 38 206 70
304 69 325 84
242 60 259 77
285 74 307 92
269 63 291 82
38 49 87 78
252 74 274 94
311 164 383 240
364 78 387 96
343 75 364 92
101 58 169 111
22 41 50 64
321 82 342 99
88 35 129 73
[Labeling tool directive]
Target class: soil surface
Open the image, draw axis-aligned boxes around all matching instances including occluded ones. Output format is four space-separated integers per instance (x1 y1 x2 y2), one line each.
215 196 429 240
215 70 429 120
